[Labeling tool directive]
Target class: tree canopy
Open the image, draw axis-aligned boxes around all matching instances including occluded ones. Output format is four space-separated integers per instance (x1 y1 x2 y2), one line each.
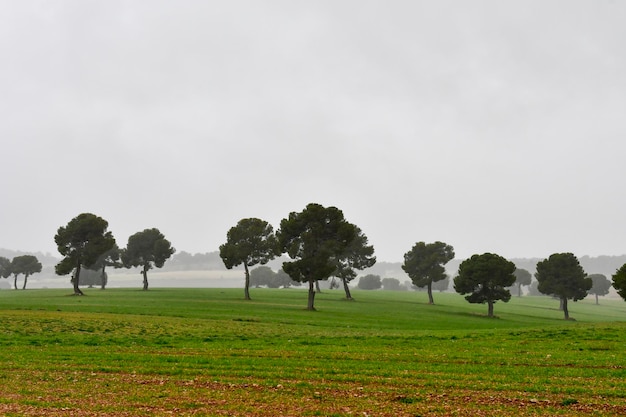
122 228 175 290
0 256 11 279
277 203 358 310
512 268 532 297
402 241 454 304
535 253 591 320
10 255 42 290
611 263 626 301
587 273 611 305
454 253 516 317
54 213 116 295
332 225 376 300
357 274 382 290
219 218 279 300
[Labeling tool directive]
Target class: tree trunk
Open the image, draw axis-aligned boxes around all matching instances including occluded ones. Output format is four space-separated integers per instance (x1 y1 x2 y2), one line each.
595 294 599 305
315 280 321 293
487 300 494 318
100 265 107 290
13 274 18 290
518 283 522 297
243 263 251 300
73 264 84 295
342 277 353 300
142 266 149 291
22 274 28 290
427 281 434 304
559 298 564 310
562 297 570 320
307 279 316 310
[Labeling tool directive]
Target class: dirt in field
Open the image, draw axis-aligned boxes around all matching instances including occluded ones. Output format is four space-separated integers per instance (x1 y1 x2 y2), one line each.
1 372 624 416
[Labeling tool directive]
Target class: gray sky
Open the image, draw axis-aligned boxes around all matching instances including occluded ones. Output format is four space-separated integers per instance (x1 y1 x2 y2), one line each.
1 0 625 262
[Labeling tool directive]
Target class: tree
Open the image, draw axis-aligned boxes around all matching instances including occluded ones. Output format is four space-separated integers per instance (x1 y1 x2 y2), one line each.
219 218 279 300
332 226 376 300
357 274 382 290
9 255 42 290
55 213 116 295
588 273 611 305
381 277 401 291
402 241 454 304
250 265 275 288
276 269 300 288
612 263 626 301
121 228 175 290
454 253 516 318
513 268 532 297
277 203 358 310
0 256 11 281
90 244 121 289
535 253 591 320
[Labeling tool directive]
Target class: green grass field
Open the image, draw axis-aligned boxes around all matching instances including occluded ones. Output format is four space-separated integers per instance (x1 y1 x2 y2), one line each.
1 287 625 416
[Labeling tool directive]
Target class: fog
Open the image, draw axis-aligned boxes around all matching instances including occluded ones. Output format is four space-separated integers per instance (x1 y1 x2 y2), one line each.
1 1 625 262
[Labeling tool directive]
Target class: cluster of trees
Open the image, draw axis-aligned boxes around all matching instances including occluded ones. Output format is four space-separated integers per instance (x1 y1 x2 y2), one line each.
249 266 301 288
218 203 626 316
53 213 175 294
219 203 375 310
6 204 626 321
0 255 42 290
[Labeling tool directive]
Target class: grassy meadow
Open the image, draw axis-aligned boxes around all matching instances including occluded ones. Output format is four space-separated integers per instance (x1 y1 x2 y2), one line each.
1 287 625 416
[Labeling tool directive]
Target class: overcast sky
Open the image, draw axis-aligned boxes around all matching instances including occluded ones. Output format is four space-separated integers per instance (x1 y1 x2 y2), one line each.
1 0 625 263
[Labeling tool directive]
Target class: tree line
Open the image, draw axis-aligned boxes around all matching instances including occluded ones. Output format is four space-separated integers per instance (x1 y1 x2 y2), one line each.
2 203 626 318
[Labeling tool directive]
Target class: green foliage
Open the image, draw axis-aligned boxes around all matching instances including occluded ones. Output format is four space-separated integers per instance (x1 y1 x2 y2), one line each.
122 228 175 290
513 268 532 296
357 274 382 290
535 253 592 320
277 203 358 309
0 256 11 279
381 277 402 291
536 253 591 301
219 218 279 299
454 253 516 317
588 274 611 297
612 263 626 300
54 213 116 295
402 241 454 304
10 254 42 289
219 218 278 270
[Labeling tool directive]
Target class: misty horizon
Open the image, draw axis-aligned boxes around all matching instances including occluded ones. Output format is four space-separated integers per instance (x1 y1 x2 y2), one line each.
2 1 625 262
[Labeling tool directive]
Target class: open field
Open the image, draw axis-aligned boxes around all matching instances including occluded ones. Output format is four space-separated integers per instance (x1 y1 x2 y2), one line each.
1 288 625 416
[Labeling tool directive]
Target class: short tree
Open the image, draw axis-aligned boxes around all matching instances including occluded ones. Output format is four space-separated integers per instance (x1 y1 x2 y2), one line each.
612 263 626 301
277 203 358 310
588 273 611 305
357 274 382 290
10 255 42 290
535 253 591 320
122 228 175 290
55 213 116 295
381 277 401 291
250 265 275 288
402 241 454 304
219 218 279 300
454 253 516 318
513 268 532 297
